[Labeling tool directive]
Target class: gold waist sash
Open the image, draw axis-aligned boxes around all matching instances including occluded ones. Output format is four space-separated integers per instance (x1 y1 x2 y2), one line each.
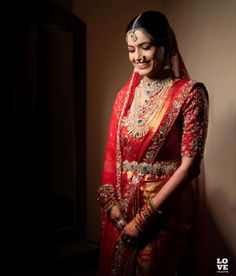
122 160 180 178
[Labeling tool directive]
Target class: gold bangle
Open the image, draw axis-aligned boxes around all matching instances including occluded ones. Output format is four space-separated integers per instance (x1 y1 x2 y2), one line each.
148 198 163 215
104 201 117 213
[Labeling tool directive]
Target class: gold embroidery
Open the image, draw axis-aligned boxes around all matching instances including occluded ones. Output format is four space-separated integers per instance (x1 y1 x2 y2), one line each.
140 181 162 199
122 160 180 178
97 184 116 213
116 72 137 202
112 237 126 275
181 86 208 156
143 80 196 163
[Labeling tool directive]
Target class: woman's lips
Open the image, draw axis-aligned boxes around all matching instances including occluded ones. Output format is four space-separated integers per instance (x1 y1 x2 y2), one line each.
136 62 150 70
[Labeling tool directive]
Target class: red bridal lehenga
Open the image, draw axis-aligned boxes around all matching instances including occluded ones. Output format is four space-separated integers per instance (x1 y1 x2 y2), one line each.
97 70 208 275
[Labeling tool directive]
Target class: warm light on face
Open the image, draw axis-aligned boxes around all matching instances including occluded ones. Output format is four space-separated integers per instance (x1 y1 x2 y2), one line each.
126 29 162 79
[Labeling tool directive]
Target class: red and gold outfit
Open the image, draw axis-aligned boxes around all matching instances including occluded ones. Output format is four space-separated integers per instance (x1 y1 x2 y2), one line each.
97 71 208 275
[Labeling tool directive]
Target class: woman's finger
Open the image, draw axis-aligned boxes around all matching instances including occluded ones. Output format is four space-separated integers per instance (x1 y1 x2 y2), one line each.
114 219 126 231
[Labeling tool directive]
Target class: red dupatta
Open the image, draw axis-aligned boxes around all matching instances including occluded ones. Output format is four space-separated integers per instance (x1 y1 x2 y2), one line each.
101 71 140 198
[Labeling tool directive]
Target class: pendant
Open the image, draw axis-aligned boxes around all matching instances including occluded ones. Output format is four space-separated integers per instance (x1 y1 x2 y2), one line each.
130 30 137 42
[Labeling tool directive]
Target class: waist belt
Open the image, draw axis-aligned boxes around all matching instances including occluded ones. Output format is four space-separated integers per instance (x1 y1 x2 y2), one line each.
122 160 180 178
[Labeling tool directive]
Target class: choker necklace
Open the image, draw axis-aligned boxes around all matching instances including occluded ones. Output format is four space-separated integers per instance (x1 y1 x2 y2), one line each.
140 77 172 97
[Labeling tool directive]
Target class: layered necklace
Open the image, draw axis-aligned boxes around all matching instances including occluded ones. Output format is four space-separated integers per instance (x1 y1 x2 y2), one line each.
140 78 172 97
125 77 173 139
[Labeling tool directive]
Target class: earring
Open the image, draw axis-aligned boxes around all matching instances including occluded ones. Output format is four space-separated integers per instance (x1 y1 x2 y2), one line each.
164 63 171 70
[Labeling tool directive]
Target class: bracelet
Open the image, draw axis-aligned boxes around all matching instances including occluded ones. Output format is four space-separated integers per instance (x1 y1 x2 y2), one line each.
134 199 163 234
104 201 117 214
134 219 144 232
97 184 118 214
134 205 153 233
148 198 163 215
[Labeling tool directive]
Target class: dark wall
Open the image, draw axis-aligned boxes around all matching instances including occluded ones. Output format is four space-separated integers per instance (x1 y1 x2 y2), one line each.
7 2 87 273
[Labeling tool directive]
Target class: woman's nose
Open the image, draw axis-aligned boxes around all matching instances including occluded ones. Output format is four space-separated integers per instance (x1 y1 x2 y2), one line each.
133 50 142 62
135 56 145 63
134 51 144 63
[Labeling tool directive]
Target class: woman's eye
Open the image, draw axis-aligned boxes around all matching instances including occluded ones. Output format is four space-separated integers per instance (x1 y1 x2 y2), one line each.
128 49 135 53
142 45 152 50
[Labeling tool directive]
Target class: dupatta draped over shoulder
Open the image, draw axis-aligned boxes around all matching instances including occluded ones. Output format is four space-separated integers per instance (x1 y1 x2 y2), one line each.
97 70 208 275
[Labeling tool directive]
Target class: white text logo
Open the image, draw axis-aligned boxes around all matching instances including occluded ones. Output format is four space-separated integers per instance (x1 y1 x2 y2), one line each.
216 258 229 273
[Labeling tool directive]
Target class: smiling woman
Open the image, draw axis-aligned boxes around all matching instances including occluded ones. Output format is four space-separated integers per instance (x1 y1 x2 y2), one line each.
97 10 209 276
127 30 164 78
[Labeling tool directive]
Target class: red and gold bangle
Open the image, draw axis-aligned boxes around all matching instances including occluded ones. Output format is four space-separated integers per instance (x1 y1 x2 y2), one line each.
104 200 117 214
134 199 163 234
97 184 117 213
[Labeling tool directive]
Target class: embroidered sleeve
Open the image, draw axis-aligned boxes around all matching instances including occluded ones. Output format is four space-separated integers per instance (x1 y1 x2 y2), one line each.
181 85 209 157
97 184 117 213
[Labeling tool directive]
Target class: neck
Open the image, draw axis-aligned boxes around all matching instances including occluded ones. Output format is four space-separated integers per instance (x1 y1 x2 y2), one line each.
144 69 174 83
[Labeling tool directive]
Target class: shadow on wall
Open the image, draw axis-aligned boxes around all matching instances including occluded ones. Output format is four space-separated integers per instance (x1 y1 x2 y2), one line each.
206 203 236 275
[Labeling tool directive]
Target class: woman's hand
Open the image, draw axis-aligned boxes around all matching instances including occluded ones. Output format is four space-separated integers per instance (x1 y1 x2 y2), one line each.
123 219 139 238
120 219 139 248
109 205 127 232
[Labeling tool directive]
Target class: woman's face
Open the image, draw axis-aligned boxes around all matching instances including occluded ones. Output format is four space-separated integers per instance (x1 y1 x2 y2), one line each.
126 29 163 79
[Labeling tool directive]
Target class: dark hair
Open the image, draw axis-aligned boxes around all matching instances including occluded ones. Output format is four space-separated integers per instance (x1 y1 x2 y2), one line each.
126 11 175 66
126 11 171 46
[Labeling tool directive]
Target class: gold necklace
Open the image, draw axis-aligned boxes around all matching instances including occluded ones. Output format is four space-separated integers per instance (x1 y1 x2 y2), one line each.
125 78 173 138
140 77 172 97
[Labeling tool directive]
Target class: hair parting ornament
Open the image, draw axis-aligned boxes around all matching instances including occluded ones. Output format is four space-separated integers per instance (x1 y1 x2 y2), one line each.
127 13 142 42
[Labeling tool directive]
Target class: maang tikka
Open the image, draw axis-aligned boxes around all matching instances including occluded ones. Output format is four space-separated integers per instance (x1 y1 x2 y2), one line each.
130 30 137 42
128 13 142 42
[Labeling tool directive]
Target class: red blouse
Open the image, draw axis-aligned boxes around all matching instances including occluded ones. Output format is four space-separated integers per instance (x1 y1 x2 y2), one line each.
120 86 208 163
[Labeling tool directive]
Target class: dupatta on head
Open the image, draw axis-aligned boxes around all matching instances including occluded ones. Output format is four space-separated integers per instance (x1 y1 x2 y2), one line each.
170 28 190 79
